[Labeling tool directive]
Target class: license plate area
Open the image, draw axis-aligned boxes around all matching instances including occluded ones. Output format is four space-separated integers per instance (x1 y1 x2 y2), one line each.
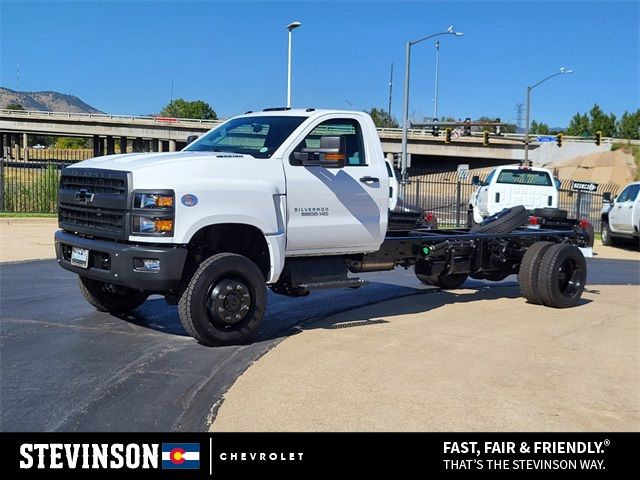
71 246 89 268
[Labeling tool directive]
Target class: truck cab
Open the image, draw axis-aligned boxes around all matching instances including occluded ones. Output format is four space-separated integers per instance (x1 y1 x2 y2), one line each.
468 165 558 225
601 181 640 246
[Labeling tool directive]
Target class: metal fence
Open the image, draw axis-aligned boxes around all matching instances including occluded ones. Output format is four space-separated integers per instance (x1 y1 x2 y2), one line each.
400 169 620 230
0 156 623 224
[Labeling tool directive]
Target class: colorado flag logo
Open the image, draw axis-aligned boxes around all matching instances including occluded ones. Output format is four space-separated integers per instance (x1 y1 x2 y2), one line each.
162 443 200 469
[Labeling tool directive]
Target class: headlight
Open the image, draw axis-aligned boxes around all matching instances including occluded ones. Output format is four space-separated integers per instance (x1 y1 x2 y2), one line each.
132 190 175 236
134 193 174 209
132 216 174 234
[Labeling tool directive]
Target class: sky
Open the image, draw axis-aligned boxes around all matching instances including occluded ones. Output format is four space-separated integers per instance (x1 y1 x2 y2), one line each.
1 0 638 127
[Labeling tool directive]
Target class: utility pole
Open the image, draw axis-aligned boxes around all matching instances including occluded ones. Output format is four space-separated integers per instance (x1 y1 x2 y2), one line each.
387 63 393 127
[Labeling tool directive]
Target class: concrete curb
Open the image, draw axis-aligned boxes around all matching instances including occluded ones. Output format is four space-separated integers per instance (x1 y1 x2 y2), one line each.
1 217 58 226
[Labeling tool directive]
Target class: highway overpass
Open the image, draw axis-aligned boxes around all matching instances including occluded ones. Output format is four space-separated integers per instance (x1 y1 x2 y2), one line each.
0 109 610 170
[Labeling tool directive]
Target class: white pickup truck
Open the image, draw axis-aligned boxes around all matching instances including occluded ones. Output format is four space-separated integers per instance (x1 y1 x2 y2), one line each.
468 165 559 226
601 181 640 246
55 109 592 345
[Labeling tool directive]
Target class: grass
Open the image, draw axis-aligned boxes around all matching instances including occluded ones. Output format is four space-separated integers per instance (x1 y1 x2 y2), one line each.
2 164 60 213
0 212 57 218
611 142 640 180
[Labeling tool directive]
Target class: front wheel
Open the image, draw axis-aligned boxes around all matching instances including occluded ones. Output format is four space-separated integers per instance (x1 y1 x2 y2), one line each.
601 221 615 246
78 276 148 313
178 253 267 346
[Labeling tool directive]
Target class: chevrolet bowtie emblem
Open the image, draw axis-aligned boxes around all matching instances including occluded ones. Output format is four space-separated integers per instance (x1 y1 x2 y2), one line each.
75 189 95 203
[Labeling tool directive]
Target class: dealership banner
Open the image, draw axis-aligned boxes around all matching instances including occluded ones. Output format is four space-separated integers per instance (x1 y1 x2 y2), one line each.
1 432 637 478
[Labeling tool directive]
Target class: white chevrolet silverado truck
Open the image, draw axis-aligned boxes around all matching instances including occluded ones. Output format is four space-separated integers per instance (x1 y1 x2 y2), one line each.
601 181 640 247
55 109 593 346
468 165 559 226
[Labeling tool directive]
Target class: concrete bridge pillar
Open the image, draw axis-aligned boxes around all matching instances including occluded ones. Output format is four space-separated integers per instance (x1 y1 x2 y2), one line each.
158 140 164 152
22 133 28 161
133 138 144 153
169 140 176 152
106 136 115 155
119 137 127 154
93 135 100 157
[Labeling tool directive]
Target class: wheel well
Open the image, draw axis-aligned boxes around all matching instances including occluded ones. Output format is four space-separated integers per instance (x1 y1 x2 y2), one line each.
601 212 609 223
187 224 270 280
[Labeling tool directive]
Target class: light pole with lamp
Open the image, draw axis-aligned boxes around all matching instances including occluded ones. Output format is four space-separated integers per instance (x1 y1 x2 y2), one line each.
523 66 573 165
433 40 440 121
286 21 302 108
400 26 463 186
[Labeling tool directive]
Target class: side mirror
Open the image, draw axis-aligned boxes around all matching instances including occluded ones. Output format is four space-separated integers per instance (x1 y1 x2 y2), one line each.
602 192 612 203
186 135 199 146
293 135 346 168
471 175 480 186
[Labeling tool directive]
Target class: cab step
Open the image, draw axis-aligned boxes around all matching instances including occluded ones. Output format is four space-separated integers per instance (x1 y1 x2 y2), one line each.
298 278 368 290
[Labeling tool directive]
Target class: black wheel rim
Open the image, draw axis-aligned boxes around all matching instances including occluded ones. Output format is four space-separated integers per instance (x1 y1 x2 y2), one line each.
205 276 253 329
557 258 581 298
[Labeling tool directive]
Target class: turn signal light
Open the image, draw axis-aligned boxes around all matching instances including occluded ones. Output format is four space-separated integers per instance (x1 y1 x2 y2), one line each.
155 219 174 232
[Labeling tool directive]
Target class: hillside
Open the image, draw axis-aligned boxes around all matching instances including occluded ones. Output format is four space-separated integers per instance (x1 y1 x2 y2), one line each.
0 87 103 113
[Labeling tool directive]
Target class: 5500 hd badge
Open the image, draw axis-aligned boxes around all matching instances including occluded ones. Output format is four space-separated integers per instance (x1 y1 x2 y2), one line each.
294 206 329 217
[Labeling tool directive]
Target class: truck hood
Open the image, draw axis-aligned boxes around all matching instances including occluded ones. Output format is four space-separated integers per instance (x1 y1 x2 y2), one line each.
67 151 286 193
71 151 254 171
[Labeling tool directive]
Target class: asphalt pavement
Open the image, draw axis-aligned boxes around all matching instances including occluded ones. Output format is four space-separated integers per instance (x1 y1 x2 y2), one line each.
0 255 637 432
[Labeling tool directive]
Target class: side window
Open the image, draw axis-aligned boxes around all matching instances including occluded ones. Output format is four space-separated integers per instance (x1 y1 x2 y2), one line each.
617 186 631 202
484 170 496 185
618 184 639 202
290 118 367 166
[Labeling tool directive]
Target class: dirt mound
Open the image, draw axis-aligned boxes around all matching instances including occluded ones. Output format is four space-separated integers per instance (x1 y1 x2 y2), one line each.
545 150 636 188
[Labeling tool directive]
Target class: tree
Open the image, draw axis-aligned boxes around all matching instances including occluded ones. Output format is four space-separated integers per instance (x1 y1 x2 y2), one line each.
366 107 398 128
160 99 217 119
55 137 90 149
529 120 550 135
616 109 640 139
588 104 616 137
566 112 590 136
6 102 24 110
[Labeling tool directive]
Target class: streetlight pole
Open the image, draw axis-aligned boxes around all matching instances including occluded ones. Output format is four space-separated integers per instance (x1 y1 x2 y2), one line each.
401 26 463 186
433 41 440 120
286 21 302 108
523 67 573 165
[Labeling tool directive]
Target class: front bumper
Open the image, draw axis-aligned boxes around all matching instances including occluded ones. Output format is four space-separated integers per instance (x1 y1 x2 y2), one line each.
54 230 187 292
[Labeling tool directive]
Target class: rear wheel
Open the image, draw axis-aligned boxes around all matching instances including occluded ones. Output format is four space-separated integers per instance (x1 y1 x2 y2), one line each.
518 241 554 305
536 244 586 308
78 276 148 313
178 253 266 346
601 221 615 246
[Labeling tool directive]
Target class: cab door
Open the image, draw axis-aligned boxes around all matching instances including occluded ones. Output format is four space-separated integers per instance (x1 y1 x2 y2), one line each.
476 169 495 215
282 115 387 253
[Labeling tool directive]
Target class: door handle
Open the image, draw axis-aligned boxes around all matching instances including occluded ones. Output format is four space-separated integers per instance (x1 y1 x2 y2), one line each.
360 176 379 184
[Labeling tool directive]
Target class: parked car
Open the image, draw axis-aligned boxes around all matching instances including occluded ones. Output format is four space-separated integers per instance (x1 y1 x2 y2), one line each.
32 144 46 149
601 181 640 247
468 165 559 226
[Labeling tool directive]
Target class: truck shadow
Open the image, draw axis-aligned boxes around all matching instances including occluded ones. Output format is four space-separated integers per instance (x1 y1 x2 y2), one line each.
289 284 593 334
115 280 594 342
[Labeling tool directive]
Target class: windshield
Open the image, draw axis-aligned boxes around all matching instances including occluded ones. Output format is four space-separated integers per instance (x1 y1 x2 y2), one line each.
184 116 306 158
